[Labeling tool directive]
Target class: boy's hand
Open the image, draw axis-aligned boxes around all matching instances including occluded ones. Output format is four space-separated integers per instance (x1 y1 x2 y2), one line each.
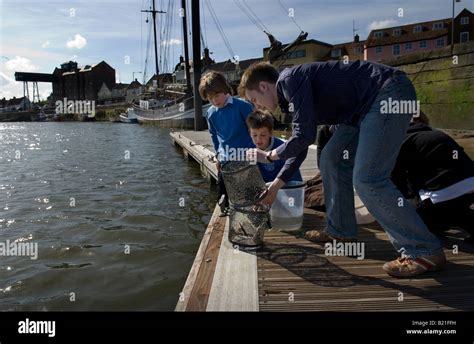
246 148 269 164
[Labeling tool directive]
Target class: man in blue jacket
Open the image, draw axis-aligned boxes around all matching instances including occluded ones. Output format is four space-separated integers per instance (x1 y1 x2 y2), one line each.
239 60 446 278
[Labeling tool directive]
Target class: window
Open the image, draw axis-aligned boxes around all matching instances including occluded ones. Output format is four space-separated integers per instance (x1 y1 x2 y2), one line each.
393 28 401 36
393 44 400 55
375 46 383 54
331 49 342 58
460 17 469 25
405 42 412 50
419 40 427 48
374 31 384 38
432 22 444 30
284 50 306 59
353 46 363 54
460 32 469 43
414 25 422 33
436 38 445 47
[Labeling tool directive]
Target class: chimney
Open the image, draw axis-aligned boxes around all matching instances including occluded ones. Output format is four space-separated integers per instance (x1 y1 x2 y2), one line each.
354 34 360 43
204 48 210 60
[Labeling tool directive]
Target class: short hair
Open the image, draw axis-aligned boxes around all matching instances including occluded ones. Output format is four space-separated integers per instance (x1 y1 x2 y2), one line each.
246 110 274 132
238 62 279 97
411 110 430 126
198 71 233 100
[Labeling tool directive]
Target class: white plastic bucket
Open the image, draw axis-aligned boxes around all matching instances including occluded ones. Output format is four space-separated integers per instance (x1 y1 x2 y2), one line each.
268 181 305 232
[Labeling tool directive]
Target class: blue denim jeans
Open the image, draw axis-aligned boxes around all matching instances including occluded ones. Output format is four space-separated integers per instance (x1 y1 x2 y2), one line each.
320 73 443 258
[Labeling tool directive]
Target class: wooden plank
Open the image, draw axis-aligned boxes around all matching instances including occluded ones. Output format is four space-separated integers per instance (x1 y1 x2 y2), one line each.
175 205 223 311
256 207 474 312
184 206 226 311
206 218 260 311
170 131 218 180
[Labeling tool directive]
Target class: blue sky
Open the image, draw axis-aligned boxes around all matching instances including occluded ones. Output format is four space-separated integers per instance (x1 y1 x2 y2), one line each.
1 0 472 99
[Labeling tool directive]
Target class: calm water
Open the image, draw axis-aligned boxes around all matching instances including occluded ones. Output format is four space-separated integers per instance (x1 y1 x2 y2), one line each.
0 122 216 311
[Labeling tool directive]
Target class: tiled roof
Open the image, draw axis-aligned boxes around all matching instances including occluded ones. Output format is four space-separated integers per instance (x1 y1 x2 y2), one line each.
326 40 366 60
5 97 28 106
366 19 451 47
128 80 142 89
206 57 262 73
113 83 130 90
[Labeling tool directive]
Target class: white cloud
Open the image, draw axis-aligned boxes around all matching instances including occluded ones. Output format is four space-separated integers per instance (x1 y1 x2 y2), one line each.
4 56 37 72
0 71 14 86
41 41 50 48
367 19 399 31
161 39 182 46
66 34 87 49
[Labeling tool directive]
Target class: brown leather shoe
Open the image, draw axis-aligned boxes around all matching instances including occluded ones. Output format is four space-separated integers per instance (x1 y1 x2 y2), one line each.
304 229 357 243
383 253 446 278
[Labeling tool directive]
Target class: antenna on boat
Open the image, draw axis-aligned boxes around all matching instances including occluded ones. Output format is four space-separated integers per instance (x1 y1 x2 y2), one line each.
141 0 166 79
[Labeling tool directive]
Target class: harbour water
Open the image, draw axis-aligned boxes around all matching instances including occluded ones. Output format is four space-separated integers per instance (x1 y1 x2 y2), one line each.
0 122 215 310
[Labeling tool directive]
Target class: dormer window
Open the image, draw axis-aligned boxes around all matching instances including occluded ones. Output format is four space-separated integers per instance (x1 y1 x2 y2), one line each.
414 25 422 33
432 22 444 30
393 28 401 36
374 31 384 38
331 49 342 58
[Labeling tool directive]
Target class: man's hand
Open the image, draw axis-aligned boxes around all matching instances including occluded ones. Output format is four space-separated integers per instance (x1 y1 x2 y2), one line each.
259 178 285 207
246 148 270 164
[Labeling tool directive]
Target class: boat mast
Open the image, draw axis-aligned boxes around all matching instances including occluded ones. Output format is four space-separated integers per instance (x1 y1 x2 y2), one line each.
181 0 192 96
142 0 166 79
191 0 203 131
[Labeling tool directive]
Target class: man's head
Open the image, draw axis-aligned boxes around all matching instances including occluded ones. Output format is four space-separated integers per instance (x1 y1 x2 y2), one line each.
246 110 274 150
238 62 279 112
199 71 232 108
411 110 430 126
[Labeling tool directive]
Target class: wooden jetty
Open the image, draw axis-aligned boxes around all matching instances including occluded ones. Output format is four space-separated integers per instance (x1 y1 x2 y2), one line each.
171 130 474 312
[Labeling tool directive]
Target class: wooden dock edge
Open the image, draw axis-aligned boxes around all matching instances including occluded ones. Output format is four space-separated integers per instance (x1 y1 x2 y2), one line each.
175 204 225 311
170 131 218 181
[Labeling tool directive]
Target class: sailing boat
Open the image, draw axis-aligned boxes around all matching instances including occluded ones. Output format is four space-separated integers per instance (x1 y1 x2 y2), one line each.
134 0 210 128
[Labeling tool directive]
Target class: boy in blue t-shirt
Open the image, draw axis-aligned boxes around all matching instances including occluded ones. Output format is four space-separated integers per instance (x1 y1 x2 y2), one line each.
246 110 302 183
199 71 254 212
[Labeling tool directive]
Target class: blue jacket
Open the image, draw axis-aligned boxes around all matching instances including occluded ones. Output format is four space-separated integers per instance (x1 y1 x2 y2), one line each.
275 60 403 182
206 97 254 162
258 137 303 183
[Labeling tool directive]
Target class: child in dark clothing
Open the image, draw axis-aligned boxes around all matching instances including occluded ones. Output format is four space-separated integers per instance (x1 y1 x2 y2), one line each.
391 119 474 242
316 118 474 242
246 110 302 183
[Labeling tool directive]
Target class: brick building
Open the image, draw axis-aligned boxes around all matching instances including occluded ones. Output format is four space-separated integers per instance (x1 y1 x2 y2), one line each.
365 8 473 62
51 61 115 101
